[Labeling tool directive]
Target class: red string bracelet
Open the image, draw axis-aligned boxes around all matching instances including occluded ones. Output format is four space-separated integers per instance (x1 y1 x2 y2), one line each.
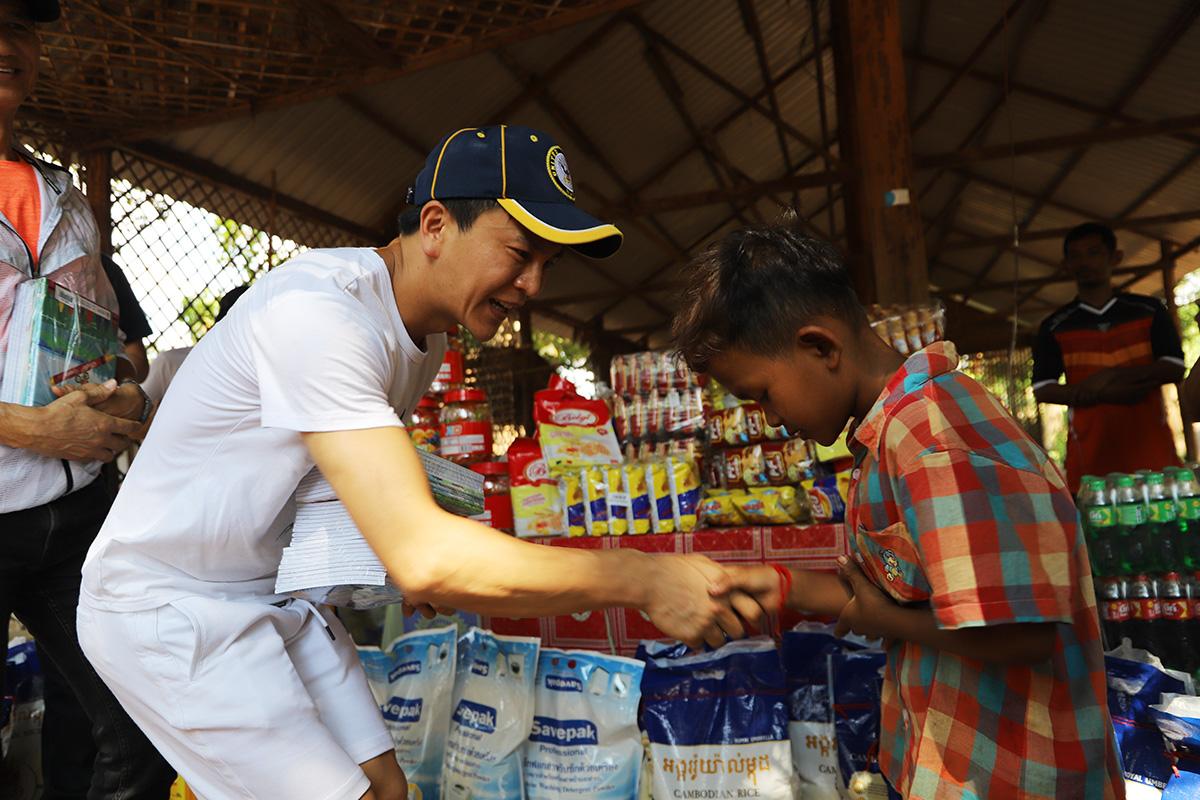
766 562 794 637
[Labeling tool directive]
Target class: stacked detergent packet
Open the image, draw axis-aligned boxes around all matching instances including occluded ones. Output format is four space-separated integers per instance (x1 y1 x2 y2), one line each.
275 450 483 608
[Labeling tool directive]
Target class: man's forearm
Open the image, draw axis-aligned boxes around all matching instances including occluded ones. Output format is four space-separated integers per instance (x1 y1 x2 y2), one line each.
873 604 1057 664
0 402 36 449
1033 384 1076 406
305 426 666 618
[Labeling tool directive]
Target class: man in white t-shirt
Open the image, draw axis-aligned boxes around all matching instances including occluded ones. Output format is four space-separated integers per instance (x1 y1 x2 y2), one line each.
77 126 763 800
141 284 248 407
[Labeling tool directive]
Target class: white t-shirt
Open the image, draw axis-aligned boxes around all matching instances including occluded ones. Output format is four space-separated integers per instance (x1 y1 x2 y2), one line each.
81 248 447 611
140 346 191 408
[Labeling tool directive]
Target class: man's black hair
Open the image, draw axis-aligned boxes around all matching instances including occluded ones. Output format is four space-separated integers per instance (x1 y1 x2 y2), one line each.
672 224 868 372
1063 222 1117 257
397 198 499 237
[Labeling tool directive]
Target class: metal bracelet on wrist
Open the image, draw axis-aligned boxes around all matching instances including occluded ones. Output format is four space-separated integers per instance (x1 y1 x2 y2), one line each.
118 378 153 424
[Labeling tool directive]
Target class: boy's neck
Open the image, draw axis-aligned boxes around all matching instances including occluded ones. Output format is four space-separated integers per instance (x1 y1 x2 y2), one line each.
1077 282 1114 309
852 330 907 422
378 236 452 344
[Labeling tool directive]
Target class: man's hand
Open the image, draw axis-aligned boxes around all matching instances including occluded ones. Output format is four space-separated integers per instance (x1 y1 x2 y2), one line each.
643 554 762 650
833 555 896 640
401 600 456 619
4 380 142 461
53 379 148 422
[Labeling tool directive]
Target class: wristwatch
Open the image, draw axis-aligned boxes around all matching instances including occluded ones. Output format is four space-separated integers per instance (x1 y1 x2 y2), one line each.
118 379 154 424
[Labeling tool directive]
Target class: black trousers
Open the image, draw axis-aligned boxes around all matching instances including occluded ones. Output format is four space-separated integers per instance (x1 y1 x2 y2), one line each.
1 477 175 800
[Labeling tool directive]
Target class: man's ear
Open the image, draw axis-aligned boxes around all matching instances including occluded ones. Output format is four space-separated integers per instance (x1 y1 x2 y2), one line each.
794 323 843 369
420 201 451 259
1111 248 1124 267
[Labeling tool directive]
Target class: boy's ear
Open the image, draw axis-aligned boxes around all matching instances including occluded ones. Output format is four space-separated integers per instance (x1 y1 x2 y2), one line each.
794 323 843 368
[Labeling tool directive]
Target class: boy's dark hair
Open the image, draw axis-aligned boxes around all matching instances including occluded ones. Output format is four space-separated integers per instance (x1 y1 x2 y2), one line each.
1063 222 1117 257
397 198 499 236
672 224 868 372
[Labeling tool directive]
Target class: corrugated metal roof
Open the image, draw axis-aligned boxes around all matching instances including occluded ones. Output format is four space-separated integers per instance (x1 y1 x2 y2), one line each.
118 0 1200 347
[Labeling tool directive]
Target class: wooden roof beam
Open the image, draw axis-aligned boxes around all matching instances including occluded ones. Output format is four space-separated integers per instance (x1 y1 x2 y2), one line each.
916 111 1200 170
110 0 644 144
737 0 797 205
600 167 844 217
943 208 1200 251
289 0 404 68
907 51 1200 150
957 1 1200 304
909 0 1031 132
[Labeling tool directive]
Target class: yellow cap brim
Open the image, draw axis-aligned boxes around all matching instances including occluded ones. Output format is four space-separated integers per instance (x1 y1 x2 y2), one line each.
497 198 623 259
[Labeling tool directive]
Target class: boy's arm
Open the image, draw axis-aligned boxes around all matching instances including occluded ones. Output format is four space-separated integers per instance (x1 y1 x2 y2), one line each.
722 564 851 617
833 556 1057 664
304 425 757 649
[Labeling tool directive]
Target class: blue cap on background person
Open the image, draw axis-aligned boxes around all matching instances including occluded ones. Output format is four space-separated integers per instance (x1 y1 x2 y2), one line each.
408 124 623 259
24 0 58 21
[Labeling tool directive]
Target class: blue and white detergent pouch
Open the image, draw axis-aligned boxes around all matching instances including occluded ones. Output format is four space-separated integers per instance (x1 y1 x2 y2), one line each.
1106 641 1196 798
522 648 645 799
358 626 457 800
828 647 898 800
443 627 540 800
782 624 864 800
1151 694 1200 799
640 637 795 799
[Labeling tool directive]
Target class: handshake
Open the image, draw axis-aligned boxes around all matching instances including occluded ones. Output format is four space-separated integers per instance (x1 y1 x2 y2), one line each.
635 552 888 649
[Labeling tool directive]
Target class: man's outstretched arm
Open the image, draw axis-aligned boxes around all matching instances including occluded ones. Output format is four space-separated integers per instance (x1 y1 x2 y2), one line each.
304 426 760 649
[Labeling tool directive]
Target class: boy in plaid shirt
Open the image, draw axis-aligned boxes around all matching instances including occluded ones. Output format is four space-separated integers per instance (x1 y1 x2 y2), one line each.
673 225 1123 799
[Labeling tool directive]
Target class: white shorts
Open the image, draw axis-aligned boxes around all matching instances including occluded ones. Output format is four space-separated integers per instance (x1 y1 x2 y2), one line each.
77 596 393 800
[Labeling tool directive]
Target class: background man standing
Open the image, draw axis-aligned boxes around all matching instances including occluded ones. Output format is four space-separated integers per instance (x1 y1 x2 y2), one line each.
1033 222 1186 492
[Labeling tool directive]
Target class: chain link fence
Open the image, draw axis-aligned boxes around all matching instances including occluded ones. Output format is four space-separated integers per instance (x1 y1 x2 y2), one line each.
957 346 1046 447
17 122 366 355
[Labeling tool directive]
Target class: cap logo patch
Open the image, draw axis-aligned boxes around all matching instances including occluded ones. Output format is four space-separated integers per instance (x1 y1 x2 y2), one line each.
546 145 575 200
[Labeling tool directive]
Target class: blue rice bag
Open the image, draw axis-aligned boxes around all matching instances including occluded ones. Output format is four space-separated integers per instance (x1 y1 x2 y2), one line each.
639 637 793 799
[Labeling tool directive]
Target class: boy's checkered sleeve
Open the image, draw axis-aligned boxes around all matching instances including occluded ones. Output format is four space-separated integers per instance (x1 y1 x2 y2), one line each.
894 449 1081 629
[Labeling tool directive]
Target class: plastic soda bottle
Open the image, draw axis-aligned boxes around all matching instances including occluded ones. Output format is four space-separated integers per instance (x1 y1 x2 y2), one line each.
1114 476 1148 577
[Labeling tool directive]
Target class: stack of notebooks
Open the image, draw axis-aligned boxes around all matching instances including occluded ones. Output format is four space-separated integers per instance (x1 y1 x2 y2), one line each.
276 449 485 608
1 278 120 406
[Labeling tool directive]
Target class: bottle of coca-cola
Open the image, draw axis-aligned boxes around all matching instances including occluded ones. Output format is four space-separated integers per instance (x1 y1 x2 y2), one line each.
1159 572 1197 674
1128 573 1163 656
1190 572 1200 678
1098 576 1131 650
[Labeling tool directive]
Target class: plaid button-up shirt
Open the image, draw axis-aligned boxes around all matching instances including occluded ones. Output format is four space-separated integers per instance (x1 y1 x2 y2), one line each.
846 342 1122 799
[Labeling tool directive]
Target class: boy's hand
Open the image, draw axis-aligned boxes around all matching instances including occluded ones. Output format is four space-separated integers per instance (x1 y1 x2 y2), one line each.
833 555 895 639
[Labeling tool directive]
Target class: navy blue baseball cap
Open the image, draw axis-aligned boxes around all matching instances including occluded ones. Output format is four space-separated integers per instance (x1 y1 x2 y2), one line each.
409 125 623 259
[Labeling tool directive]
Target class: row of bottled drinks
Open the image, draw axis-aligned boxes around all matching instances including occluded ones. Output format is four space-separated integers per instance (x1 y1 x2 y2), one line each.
1079 468 1200 677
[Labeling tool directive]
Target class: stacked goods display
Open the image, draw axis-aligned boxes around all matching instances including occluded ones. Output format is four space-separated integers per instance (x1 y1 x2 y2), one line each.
865 301 945 357
273 450 484 608
1079 469 1200 678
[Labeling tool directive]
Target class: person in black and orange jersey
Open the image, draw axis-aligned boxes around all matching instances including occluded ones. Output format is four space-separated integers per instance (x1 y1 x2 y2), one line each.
1033 222 1186 492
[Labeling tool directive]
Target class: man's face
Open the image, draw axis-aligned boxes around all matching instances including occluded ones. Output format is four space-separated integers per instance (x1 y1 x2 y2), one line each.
435 207 561 341
707 338 856 446
1064 234 1119 290
0 1 38 114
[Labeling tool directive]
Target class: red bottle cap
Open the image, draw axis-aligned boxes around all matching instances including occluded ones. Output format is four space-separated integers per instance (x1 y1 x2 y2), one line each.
445 388 487 404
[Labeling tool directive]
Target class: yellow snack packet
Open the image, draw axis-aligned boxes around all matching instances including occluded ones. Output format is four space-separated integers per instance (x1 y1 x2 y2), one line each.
699 490 745 527
606 466 630 536
733 487 803 525
624 464 652 535
584 466 610 536
560 473 586 537
668 458 702 532
648 461 676 533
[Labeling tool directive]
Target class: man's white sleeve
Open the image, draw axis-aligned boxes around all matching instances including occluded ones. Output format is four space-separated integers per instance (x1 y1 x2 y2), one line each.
250 289 401 433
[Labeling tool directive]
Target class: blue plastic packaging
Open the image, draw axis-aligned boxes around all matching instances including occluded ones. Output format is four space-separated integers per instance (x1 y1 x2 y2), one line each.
523 648 644 799
639 637 794 799
442 627 540 800
358 626 457 800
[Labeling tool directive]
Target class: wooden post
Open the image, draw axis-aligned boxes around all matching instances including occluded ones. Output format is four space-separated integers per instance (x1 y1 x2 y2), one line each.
831 0 929 306
82 148 112 256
